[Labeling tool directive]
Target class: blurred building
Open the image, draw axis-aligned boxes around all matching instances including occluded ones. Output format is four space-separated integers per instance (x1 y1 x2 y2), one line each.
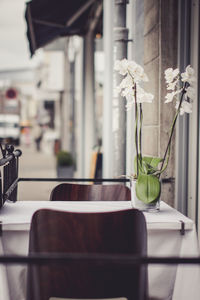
0 68 37 121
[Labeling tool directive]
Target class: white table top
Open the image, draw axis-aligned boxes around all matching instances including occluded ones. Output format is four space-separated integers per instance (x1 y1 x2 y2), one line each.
0 200 194 231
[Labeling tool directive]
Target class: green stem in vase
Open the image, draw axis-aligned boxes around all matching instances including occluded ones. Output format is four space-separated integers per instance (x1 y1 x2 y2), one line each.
139 103 143 163
134 83 139 177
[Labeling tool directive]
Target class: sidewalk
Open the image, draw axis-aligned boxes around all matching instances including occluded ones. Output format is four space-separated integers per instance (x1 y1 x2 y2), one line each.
18 143 58 201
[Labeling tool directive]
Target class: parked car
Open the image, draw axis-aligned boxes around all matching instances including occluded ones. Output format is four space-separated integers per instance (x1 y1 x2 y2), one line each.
0 114 20 145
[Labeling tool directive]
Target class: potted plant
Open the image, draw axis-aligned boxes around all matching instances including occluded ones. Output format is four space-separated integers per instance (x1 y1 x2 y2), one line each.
115 60 196 211
56 150 75 178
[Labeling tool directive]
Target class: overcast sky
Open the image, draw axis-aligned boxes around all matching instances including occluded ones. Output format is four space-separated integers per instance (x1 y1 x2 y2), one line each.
0 0 40 71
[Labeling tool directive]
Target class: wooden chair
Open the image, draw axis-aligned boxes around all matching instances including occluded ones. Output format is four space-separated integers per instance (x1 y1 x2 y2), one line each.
50 183 131 201
27 208 148 300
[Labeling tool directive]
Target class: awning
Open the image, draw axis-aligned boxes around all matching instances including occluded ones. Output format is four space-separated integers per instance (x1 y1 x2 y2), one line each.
25 0 103 56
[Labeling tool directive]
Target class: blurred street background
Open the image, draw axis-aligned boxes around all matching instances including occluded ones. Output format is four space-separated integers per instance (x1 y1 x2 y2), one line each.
0 0 61 200
0 0 104 202
18 142 57 201
0 0 104 204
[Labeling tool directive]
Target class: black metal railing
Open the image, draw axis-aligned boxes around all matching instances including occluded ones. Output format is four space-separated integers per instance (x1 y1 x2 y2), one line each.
18 177 130 183
0 253 199 300
0 253 200 266
0 144 132 208
0 143 180 209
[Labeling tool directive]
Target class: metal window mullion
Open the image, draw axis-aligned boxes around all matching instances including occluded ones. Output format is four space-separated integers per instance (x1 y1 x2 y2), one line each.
196 1 200 232
176 0 191 215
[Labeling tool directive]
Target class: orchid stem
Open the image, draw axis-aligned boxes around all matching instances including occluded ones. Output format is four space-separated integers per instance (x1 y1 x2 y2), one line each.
159 84 187 177
134 83 139 178
139 103 143 162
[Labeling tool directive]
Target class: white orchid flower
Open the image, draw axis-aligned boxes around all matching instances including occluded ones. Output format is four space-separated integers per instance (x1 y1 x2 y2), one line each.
165 89 182 104
128 62 149 82
186 86 196 100
115 59 149 83
167 81 178 91
165 92 175 103
136 85 154 103
120 83 154 104
165 68 179 84
127 60 138 73
138 92 154 103
114 59 129 76
121 87 134 100
181 65 196 84
175 101 184 115
184 65 195 77
119 74 133 90
175 100 192 115
182 100 193 113
179 107 185 115
140 72 149 82
115 74 133 96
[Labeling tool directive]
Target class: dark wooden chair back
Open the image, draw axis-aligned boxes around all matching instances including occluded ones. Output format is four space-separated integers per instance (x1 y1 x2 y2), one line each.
27 208 148 300
50 183 131 201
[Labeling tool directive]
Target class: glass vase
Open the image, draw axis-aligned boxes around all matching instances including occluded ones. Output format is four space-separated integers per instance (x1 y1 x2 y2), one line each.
131 180 160 212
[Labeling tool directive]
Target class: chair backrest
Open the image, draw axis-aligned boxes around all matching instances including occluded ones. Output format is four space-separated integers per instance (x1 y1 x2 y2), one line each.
50 183 131 201
27 208 148 300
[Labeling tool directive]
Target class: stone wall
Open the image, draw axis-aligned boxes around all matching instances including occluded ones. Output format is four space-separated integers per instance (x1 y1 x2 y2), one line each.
142 0 178 206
